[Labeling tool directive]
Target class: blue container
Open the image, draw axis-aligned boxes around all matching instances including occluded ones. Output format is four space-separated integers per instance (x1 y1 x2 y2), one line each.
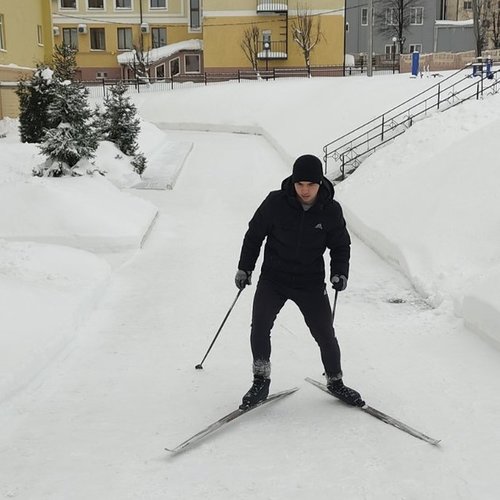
411 52 420 77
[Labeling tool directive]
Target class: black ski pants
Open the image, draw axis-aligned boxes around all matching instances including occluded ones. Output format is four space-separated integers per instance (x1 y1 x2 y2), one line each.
250 277 342 377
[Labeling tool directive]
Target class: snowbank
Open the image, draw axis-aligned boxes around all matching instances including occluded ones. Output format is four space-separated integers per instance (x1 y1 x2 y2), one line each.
0 176 158 252
336 95 500 347
0 239 111 403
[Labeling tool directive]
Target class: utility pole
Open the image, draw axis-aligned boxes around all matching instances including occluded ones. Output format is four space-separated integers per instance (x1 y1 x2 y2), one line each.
367 0 373 76
343 0 347 76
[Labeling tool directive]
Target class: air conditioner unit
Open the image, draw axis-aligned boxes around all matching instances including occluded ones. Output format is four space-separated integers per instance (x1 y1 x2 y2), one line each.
53 26 60 36
140 22 150 34
78 24 87 34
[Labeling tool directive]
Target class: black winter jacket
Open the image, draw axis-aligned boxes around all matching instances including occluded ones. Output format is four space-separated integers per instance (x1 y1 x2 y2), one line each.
238 175 351 288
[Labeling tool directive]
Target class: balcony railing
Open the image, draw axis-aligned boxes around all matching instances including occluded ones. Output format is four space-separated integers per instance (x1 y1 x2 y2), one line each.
257 40 288 59
257 0 288 13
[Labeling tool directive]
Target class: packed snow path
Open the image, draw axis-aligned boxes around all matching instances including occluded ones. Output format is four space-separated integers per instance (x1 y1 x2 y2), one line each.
1 131 500 500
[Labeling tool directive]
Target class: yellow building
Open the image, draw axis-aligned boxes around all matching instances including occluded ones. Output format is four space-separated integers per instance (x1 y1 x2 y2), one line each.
51 0 203 80
51 0 345 79
203 0 345 71
0 0 53 118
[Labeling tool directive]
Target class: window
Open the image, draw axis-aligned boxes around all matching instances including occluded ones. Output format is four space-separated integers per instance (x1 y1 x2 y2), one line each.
170 57 180 77
361 8 368 25
155 64 165 79
385 44 396 61
385 8 397 25
361 7 374 26
37 25 43 45
409 43 422 53
150 0 166 8
88 0 104 8
463 1 472 9
185 54 200 73
410 7 424 24
0 14 5 50
117 27 133 49
190 0 201 29
63 27 78 49
116 0 131 8
90 28 106 50
61 0 77 8
96 71 108 78
151 27 167 48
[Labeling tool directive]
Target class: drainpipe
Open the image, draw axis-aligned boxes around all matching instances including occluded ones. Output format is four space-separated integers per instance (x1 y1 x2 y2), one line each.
139 0 144 51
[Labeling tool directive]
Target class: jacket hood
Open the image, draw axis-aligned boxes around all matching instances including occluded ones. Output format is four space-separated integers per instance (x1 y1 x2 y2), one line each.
281 175 335 207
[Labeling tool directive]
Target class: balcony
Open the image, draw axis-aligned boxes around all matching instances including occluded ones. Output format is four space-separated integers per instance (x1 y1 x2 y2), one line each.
257 1 288 13
257 40 288 59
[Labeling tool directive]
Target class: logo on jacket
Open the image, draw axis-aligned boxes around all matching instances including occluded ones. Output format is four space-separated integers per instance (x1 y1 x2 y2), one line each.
314 223 323 230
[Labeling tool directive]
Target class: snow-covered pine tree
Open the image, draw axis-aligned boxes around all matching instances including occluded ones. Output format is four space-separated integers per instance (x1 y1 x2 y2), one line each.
38 81 98 176
52 42 78 82
16 66 57 143
101 82 141 156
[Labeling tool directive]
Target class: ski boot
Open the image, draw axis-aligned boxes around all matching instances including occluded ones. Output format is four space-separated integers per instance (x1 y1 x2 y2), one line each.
327 377 365 407
240 375 271 409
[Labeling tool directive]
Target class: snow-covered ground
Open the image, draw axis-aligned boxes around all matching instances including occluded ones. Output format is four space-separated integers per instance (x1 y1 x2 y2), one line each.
1 71 500 499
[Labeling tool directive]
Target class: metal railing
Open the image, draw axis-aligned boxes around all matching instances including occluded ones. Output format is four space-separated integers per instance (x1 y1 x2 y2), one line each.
256 0 288 12
82 65 400 99
323 65 500 181
257 40 288 59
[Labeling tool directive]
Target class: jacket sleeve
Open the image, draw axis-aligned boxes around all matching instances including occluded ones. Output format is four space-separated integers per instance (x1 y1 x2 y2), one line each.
237 195 272 272
326 202 351 279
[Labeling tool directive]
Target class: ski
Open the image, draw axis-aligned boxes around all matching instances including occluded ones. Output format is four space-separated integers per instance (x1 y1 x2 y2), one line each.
305 377 441 446
165 387 299 454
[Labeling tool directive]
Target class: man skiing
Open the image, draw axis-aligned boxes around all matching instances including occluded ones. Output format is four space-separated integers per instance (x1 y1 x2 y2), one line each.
235 154 364 409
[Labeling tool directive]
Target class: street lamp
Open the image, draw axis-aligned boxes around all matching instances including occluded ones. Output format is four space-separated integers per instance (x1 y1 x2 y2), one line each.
263 34 271 72
392 36 397 74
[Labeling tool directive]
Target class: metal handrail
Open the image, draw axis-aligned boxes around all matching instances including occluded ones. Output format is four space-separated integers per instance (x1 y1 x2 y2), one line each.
332 68 500 180
323 66 469 155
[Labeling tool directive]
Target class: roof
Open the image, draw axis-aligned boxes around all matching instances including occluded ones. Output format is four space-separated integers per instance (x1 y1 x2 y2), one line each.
117 39 203 65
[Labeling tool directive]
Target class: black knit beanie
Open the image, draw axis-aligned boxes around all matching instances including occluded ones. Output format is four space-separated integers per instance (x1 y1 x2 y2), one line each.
292 154 323 184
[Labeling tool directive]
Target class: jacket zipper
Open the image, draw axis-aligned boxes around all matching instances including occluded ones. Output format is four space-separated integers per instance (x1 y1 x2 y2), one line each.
294 210 305 262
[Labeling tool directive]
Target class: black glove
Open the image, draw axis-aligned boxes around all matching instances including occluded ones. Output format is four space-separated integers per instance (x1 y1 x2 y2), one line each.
235 270 252 290
331 274 347 292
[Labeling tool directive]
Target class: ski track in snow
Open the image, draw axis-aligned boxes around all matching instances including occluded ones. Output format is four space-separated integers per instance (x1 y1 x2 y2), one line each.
1 131 500 500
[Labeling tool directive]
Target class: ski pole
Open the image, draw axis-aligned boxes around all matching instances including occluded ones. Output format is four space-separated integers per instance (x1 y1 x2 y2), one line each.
331 289 339 324
195 289 243 370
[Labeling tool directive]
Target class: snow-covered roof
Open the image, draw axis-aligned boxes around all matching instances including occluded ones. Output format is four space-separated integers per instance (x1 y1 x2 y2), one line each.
435 19 474 27
257 51 288 59
0 63 35 71
117 39 203 65
257 3 288 11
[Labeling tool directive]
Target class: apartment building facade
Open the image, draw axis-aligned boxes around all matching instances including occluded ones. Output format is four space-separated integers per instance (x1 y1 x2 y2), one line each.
346 0 476 66
51 0 346 80
0 0 54 118
202 0 345 71
51 0 203 80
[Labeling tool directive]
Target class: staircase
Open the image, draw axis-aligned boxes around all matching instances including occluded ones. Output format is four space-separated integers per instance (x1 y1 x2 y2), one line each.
323 65 500 181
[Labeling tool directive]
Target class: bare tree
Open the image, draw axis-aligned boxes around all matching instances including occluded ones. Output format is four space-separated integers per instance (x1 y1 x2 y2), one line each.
241 25 261 75
292 4 323 75
127 44 151 82
471 0 489 55
374 0 421 53
490 1 500 48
